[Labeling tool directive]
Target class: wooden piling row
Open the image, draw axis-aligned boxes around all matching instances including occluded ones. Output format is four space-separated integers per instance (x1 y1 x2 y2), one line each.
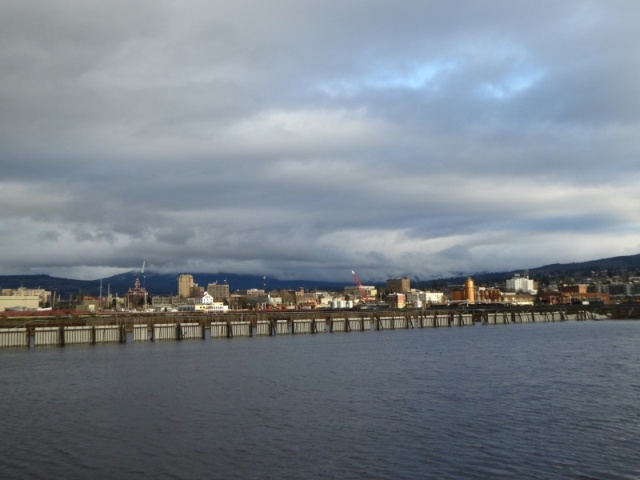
0 310 608 348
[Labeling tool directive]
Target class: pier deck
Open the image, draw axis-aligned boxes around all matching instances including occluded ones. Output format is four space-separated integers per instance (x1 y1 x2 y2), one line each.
0 305 615 348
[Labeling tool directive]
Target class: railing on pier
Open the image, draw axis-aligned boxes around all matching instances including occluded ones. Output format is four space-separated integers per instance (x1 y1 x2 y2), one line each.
0 308 614 348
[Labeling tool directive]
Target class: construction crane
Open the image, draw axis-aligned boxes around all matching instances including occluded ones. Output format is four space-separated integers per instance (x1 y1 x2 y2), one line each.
351 270 369 303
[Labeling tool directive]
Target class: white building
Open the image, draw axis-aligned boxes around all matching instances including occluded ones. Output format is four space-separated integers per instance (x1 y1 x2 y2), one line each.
404 291 445 308
422 291 445 305
196 292 214 305
506 275 537 294
177 301 228 313
0 287 50 312
0 294 40 312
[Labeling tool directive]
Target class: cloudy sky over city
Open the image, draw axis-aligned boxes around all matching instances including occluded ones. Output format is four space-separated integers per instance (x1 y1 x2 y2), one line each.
1 1 639 282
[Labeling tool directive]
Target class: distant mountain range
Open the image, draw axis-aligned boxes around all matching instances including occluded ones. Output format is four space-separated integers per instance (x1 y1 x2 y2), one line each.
0 271 346 298
2 253 640 297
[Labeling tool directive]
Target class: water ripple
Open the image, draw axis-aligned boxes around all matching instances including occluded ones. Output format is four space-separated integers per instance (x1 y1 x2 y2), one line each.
1 322 640 479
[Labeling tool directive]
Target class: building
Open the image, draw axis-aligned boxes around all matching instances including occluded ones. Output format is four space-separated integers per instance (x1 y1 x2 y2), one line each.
151 295 180 308
476 287 503 303
0 287 51 311
405 291 423 308
177 301 228 313
502 292 535 305
421 291 445 305
344 285 377 301
125 278 148 310
243 289 268 309
295 288 316 308
560 284 609 304
207 283 230 302
0 293 41 312
561 284 588 294
537 284 610 305
386 277 410 293
178 274 194 298
385 293 406 309
450 278 475 303
195 292 214 305
312 291 333 309
404 290 445 308
506 274 537 294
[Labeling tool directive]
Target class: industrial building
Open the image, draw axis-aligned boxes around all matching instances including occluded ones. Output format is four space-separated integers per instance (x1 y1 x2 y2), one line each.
450 278 476 303
386 276 410 293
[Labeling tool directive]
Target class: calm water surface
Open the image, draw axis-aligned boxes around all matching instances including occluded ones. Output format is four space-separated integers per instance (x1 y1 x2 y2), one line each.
1 320 639 479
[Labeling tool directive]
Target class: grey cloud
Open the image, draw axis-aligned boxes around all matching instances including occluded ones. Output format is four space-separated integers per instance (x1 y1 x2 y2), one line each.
1 1 639 282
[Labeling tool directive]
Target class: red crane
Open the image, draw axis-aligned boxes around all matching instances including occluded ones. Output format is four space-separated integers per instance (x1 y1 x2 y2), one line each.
351 270 369 303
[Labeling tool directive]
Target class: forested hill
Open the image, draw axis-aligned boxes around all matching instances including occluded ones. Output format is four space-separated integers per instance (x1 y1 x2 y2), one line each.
416 253 640 290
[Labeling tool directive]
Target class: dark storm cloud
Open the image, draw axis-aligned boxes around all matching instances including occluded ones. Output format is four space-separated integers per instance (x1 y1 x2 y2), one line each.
1 1 639 282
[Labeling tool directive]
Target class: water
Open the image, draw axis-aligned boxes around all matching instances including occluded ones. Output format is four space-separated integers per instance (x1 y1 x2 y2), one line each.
2 321 640 479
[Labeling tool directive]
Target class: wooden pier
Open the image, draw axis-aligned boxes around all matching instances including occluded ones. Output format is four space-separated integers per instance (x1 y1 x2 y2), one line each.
0 306 613 348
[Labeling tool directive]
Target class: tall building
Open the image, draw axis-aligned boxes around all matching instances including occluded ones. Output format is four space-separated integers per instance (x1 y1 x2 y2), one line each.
386 276 410 293
506 275 537 294
178 274 194 298
207 283 230 302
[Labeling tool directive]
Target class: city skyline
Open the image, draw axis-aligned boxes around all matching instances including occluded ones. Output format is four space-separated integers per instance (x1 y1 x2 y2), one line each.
2 1 640 283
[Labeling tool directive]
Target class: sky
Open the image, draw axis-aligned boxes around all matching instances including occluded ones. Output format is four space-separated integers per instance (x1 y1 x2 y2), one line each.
2 1 640 283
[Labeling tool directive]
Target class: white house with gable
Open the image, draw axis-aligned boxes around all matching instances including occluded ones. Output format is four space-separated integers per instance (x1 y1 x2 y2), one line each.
196 292 214 305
